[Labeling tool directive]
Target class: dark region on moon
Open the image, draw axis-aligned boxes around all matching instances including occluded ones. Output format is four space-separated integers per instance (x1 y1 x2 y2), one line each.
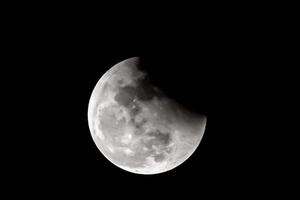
146 130 171 146
114 85 136 107
153 153 165 162
142 130 171 152
114 77 160 107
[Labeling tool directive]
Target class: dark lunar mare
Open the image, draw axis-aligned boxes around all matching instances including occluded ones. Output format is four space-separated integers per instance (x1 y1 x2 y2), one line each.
142 130 171 150
114 85 136 107
146 129 171 146
114 76 161 108
153 153 166 162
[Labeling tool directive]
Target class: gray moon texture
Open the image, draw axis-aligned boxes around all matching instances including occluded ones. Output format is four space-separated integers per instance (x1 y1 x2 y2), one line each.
88 57 207 174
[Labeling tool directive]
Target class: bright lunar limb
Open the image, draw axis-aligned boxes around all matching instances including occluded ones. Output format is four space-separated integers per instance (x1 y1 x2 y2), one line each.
88 57 207 175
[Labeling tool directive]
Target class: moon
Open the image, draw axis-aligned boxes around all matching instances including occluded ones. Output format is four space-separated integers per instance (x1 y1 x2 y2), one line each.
88 57 207 174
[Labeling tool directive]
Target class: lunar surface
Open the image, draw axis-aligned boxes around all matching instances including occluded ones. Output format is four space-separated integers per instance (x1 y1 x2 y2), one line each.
88 57 207 174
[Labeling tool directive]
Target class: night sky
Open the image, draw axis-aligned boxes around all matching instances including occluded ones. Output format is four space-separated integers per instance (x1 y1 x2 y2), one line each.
4 7 286 198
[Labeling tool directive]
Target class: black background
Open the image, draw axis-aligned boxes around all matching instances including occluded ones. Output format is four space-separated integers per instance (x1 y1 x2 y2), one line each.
3 4 293 198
